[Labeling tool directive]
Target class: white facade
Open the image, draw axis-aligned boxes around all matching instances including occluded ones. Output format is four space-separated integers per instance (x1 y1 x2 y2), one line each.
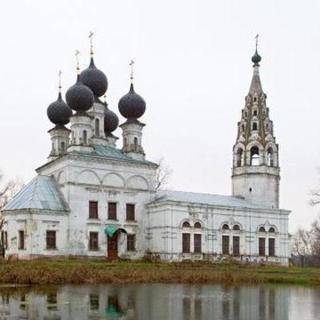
1 50 290 265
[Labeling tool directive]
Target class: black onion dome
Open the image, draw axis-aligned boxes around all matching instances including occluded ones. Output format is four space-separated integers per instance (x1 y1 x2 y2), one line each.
79 58 108 97
252 50 262 65
65 76 94 112
118 83 146 120
104 108 119 134
47 92 72 126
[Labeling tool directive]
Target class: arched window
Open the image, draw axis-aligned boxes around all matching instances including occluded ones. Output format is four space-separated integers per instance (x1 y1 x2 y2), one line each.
134 137 138 151
252 122 258 131
60 142 65 153
267 148 274 167
269 227 275 233
250 146 260 166
253 110 257 116
83 130 87 145
233 225 240 231
194 222 201 229
259 227 266 232
95 118 100 137
222 224 229 231
182 221 190 228
236 149 243 167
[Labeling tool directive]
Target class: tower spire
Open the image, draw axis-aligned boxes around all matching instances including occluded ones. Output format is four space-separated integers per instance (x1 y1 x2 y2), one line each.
249 35 263 95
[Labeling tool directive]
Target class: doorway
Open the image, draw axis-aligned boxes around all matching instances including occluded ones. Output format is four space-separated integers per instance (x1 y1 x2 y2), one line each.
107 233 118 259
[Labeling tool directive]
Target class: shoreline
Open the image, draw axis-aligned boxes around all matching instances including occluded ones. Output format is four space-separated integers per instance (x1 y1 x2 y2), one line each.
0 259 319 286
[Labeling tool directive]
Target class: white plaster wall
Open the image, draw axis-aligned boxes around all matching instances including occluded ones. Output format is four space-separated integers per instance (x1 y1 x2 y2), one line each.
147 202 290 265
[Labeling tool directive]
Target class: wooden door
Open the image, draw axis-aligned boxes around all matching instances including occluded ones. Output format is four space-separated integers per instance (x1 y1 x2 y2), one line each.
108 233 118 259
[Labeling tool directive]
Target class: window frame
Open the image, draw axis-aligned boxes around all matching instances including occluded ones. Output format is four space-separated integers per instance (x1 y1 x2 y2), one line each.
89 231 99 251
194 234 202 253
233 236 240 256
89 201 99 219
222 235 229 255
268 238 275 257
18 230 25 250
259 237 266 256
108 202 117 220
126 203 135 221
127 234 136 252
182 233 190 253
46 230 57 250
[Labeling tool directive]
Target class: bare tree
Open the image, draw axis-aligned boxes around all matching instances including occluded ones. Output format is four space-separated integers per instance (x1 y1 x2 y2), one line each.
291 228 312 257
154 158 173 191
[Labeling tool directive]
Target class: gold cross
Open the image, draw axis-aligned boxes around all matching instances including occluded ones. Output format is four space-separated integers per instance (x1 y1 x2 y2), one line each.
129 59 135 82
58 70 62 91
255 34 259 51
75 50 80 72
89 31 94 56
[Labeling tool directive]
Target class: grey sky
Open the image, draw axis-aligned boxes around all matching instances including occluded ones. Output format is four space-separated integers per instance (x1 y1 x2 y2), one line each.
0 0 319 232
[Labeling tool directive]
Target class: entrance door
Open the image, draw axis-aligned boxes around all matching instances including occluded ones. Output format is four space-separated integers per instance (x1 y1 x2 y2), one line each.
108 233 118 259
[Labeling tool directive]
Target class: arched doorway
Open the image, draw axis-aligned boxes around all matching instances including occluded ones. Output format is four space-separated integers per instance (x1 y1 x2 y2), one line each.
105 226 127 259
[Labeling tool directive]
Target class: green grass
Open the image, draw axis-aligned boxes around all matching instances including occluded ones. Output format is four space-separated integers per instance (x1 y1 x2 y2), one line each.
0 259 320 286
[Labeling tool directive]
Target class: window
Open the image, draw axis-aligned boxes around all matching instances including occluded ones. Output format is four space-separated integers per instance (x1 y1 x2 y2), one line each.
222 224 229 231
1 231 8 250
259 227 266 232
127 234 135 251
182 221 190 228
259 237 265 256
95 118 100 137
61 141 65 153
83 130 87 144
194 234 202 253
233 225 240 231
90 294 99 310
182 233 190 253
126 204 135 221
46 231 56 250
108 202 117 220
253 110 257 116
267 148 274 166
194 222 202 229
89 232 99 251
269 227 275 233
89 201 98 219
241 124 245 132
252 122 258 131
18 230 25 250
250 146 260 166
134 137 138 151
233 236 240 256
236 149 243 167
222 235 229 255
269 238 275 256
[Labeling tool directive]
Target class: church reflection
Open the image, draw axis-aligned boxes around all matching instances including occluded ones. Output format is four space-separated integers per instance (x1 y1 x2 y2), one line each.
1 284 318 320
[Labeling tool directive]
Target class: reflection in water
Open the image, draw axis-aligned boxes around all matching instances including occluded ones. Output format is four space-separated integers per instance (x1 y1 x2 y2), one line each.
0 284 320 319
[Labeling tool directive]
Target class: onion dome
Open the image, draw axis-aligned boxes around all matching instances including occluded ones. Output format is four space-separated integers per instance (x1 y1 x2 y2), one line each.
79 58 108 97
118 83 146 120
47 92 72 126
104 107 119 135
252 50 261 65
65 76 94 112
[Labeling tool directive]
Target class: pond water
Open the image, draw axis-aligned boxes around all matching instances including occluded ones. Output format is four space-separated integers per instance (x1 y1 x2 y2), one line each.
0 283 319 320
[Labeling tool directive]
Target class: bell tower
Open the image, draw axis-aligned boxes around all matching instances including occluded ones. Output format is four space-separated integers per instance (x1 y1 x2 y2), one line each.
232 38 280 209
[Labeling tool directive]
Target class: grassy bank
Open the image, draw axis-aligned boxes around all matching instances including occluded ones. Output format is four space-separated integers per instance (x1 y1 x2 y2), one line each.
0 259 320 286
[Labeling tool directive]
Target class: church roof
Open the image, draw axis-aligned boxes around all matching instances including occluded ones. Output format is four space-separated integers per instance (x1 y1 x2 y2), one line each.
3 175 69 212
69 144 157 166
149 190 266 209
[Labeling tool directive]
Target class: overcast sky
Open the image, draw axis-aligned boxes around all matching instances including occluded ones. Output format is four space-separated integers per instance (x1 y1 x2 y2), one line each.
0 0 319 232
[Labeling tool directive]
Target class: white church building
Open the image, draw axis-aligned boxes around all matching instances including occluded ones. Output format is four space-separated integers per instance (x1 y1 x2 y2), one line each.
1 41 290 265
